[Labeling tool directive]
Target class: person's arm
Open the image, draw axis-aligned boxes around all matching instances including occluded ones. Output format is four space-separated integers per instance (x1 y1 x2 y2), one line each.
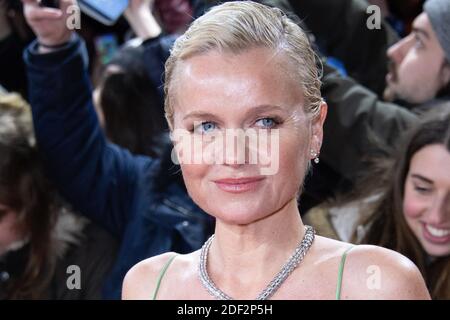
22 0 159 237
320 63 419 183
123 0 176 96
340 245 431 300
124 0 162 41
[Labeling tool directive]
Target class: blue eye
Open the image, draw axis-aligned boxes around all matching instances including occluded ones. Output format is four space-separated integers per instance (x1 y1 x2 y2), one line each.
194 121 217 134
256 118 277 129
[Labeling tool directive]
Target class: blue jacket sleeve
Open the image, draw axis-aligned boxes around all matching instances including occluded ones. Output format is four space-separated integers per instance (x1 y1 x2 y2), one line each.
23 35 159 238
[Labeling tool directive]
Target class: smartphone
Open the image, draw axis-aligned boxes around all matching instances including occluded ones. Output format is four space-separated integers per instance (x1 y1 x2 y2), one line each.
78 0 129 26
39 0 59 8
95 33 119 65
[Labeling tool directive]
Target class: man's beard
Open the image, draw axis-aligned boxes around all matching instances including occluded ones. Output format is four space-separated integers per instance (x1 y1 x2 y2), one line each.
383 60 398 102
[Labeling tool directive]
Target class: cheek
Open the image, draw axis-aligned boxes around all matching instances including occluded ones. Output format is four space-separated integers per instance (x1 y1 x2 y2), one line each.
180 163 209 201
276 130 310 188
403 189 426 220
400 53 441 87
180 163 204 182
0 214 21 246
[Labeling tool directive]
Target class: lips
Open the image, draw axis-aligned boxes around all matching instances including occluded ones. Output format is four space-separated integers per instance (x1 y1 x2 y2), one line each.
213 177 265 193
422 222 450 245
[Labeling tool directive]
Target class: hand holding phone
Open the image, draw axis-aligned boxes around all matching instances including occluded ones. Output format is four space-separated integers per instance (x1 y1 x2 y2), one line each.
22 0 75 49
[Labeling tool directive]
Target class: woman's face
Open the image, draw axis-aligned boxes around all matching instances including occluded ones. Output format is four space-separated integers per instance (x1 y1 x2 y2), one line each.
403 144 450 257
170 47 326 224
0 204 22 256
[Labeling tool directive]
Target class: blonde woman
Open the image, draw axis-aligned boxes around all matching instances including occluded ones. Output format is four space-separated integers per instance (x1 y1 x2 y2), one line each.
122 2 430 300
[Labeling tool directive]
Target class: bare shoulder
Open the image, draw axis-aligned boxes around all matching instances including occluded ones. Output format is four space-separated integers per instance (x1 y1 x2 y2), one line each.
122 252 180 300
341 244 431 300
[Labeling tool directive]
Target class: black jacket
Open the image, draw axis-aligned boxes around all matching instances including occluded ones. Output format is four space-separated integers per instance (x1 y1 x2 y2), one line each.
289 0 399 95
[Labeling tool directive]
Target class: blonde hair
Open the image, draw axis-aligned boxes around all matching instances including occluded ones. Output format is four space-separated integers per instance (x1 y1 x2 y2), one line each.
0 92 34 147
164 1 322 130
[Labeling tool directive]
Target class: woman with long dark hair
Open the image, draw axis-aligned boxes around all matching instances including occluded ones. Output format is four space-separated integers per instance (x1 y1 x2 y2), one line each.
306 106 450 299
0 92 118 299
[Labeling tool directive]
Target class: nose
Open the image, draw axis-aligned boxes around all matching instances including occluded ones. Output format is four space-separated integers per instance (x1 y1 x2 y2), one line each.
387 35 414 66
425 195 450 226
222 130 251 167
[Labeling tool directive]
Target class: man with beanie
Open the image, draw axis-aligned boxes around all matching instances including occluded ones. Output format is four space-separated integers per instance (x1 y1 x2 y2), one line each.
383 0 450 104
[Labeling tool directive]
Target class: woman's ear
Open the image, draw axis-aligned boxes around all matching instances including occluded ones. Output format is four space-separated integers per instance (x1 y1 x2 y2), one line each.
310 101 327 158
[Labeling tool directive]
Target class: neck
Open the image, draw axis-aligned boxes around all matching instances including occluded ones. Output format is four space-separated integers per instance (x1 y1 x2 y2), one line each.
207 197 305 298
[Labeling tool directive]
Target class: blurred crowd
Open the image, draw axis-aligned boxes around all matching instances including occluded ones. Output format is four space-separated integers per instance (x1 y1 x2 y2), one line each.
0 0 449 299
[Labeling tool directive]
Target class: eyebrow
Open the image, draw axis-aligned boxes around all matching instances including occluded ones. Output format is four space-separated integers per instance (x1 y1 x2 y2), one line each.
182 105 288 121
411 174 433 184
244 104 288 118
182 111 221 121
412 27 430 40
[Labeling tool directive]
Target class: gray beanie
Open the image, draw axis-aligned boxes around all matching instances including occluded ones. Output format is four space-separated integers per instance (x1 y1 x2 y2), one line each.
424 0 450 62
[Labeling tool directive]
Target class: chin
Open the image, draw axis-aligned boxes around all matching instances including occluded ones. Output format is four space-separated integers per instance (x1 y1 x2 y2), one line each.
216 215 261 226
422 243 450 258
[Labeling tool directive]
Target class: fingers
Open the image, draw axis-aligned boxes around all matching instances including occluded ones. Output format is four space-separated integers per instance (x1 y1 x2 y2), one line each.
22 0 63 21
26 7 62 21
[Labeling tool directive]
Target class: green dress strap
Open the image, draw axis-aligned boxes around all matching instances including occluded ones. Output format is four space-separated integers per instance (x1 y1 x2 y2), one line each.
152 254 178 300
335 246 354 300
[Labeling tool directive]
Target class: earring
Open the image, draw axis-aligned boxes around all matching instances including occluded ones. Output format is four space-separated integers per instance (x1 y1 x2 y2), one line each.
310 150 320 164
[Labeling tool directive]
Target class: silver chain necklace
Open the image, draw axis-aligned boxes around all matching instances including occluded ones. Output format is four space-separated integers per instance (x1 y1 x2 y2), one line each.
198 225 315 300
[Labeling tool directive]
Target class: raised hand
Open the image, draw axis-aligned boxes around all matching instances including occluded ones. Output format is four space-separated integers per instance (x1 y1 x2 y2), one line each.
21 0 77 50
124 0 161 40
126 0 155 14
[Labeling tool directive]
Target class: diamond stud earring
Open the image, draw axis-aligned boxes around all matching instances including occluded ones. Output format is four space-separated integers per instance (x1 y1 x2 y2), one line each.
310 150 320 164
